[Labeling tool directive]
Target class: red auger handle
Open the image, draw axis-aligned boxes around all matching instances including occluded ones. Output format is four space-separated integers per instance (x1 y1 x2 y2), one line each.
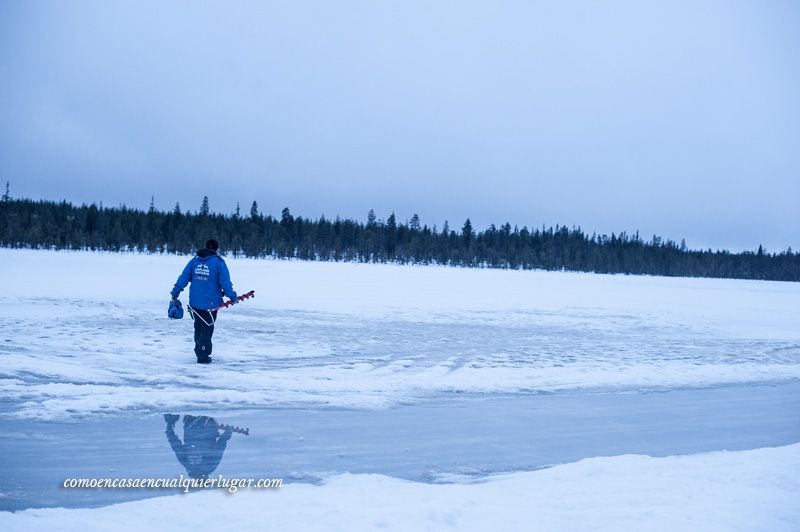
210 290 256 312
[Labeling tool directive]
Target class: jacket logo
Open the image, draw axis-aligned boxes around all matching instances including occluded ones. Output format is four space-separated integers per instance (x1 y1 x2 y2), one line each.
194 264 210 278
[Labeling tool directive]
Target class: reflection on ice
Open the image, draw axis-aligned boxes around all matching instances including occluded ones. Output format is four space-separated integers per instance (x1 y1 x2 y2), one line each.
164 414 249 480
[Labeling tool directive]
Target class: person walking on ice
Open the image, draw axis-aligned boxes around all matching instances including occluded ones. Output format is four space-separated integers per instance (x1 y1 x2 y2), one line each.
170 239 237 364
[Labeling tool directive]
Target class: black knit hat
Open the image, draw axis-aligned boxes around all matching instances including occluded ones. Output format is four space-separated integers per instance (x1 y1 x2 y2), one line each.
205 239 219 251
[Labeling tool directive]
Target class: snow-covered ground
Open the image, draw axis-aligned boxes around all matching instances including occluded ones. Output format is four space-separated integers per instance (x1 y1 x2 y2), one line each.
1 248 799 530
2 249 799 421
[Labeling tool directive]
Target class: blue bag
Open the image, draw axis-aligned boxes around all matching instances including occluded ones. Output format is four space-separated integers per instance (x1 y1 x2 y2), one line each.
168 299 184 319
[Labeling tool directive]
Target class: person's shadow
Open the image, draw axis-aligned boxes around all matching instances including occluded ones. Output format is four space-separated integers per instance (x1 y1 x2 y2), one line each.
163 414 244 479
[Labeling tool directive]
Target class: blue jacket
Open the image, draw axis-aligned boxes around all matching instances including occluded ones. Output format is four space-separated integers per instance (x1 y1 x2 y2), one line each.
171 249 237 310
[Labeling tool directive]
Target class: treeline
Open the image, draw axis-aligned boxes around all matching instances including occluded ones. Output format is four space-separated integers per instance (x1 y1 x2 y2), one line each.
0 194 798 282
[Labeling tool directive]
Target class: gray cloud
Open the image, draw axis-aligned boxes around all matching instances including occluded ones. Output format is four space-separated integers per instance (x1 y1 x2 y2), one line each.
1 0 798 251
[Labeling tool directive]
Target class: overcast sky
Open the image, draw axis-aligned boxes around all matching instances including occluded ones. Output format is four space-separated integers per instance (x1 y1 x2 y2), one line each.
1 1 798 251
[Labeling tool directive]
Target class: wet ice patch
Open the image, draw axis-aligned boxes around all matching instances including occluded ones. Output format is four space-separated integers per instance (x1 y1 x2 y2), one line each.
2 443 798 531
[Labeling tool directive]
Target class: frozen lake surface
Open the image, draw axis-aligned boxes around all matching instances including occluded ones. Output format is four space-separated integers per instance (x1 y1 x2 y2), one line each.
1 250 798 528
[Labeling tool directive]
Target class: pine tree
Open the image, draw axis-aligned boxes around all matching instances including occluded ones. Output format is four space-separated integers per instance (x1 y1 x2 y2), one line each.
367 209 377 227
200 196 210 216
462 218 474 242
234 202 241 218
410 213 420 231
1 181 9 202
385 212 397 256
250 201 259 220
173 202 181 215
149 196 156 214
281 207 293 228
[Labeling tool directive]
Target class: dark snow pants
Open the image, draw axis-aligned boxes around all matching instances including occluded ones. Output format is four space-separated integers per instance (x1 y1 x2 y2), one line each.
190 307 218 362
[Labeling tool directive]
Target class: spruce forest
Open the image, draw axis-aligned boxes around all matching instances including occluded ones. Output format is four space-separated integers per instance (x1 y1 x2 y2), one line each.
1 191 797 282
